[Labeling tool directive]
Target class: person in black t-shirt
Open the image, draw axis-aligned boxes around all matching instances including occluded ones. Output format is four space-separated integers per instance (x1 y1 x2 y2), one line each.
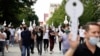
4 26 11 52
21 25 31 56
35 26 43 55
65 22 100 56
48 27 56 54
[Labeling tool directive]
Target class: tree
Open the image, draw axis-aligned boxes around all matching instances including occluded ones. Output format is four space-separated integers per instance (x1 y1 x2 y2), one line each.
80 0 99 25
47 0 66 27
0 0 38 27
47 0 100 27
27 12 39 25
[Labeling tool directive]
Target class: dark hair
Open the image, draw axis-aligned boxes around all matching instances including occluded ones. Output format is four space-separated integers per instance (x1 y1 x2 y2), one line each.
84 22 100 31
61 24 66 28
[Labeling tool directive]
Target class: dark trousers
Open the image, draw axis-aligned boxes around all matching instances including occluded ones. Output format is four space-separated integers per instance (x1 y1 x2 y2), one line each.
43 39 49 51
30 40 34 52
10 35 14 45
0 41 5 56
50 39 54 51
59 41 61 51
37 40 42 55
21 45 30 56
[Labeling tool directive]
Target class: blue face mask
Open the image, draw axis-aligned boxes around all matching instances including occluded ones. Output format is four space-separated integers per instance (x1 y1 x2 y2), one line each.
89 37 99 46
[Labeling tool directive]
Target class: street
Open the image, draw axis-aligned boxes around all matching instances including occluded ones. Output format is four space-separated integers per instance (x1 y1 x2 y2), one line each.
1 42 100 56
0 43 63 56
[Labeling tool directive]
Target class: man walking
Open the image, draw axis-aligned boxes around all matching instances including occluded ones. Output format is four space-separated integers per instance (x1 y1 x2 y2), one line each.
36 26 43 56
21 25 31 56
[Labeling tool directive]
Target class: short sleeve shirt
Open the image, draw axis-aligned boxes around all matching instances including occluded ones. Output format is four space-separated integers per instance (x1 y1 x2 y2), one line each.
73 43 100 56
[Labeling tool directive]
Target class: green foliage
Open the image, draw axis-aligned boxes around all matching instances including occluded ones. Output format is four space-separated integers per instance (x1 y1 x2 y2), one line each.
80 0 99 25
47 0 66 27
0 0 38 27
47 0 100 27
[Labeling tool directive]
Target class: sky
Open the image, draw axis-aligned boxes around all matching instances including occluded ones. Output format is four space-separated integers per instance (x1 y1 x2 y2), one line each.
32 0 62 22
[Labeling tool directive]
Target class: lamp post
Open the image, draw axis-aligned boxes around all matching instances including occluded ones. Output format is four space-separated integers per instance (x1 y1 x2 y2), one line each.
51 22 54 29
51 22 55 31
8 22 12 27
22 19 25 25
30 21 32 27
29 21 33 31
64 16 68 24
33 20 36 27
58 23 61 31
3 21 6 27
64 16 69 28
46 24 48 30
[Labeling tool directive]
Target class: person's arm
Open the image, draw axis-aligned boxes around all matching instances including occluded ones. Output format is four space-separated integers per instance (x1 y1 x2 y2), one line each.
65 48 76 56
65 33 80 56
14 31 19 43
50 32 55 35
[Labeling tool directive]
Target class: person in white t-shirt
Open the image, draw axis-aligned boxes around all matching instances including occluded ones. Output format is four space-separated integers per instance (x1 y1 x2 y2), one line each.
9 26 15 46
58 28 63 52
43 28 49 52
79 26 85 44
15 25 23 51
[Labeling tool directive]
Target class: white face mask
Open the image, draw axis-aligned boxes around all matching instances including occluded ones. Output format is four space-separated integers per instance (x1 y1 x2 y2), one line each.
89 37 99 46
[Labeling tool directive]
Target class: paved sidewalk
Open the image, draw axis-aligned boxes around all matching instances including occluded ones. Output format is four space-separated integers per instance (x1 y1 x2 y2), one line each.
0 43 63 56
1 42 100 56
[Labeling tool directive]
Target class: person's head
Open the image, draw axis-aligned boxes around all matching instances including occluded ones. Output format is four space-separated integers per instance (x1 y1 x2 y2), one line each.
39 26 43 31
84 22 100 45
0 28 4 33
23 24 27 30
49 27 52 30
61 25 66 33
61 24 69 33
19 25 23 30
79 25 83 29
5 26 9 30
11 26 14 29
35 26 39 31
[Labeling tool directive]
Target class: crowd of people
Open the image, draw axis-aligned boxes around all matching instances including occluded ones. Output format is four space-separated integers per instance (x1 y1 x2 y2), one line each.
0 20 100 56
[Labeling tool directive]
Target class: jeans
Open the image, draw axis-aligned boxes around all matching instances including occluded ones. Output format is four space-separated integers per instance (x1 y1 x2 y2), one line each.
10 35 14 45
50 39 54 51
0 41 5 56
21 45 30 56
62 49 68 55
37 40 42 55
30 40 34 53
43 39 49 51
59 41 61 51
